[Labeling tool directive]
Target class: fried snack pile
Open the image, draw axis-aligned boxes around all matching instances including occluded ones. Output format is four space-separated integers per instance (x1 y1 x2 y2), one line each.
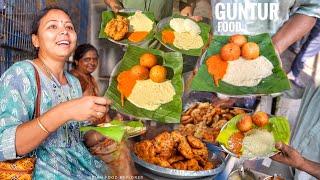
179 103 246 143
104 15 129 41
134 131 215 171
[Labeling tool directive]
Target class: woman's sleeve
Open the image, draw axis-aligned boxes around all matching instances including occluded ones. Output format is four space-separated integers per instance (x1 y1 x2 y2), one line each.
0 64 35 160
295 0 320 18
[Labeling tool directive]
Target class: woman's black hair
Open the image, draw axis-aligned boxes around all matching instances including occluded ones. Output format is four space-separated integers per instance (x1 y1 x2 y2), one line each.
31 6 71 57
73 44 99 67
31 6 71 35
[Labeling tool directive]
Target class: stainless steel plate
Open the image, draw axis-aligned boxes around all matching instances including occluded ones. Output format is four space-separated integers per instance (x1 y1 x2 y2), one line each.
131 148 225 179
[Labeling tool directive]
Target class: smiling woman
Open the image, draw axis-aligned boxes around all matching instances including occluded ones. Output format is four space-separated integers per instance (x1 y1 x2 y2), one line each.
0 6 112 179
71 43 100 96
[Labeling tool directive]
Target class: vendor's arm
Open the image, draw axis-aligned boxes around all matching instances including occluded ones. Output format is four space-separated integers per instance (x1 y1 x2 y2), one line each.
272 14 316 54
104 0 123 13
271 142 320 179
272 0 320 54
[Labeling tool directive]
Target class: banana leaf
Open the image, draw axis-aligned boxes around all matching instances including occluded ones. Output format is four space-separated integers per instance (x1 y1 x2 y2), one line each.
154 14 211 56
216 115 290 153
105 45 183 123
191 33 291 95
99 10 155 45
80 126 125 142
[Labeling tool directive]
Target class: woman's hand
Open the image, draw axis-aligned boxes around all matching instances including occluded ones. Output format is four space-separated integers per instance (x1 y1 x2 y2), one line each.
271 142 305 169
62 96 112 123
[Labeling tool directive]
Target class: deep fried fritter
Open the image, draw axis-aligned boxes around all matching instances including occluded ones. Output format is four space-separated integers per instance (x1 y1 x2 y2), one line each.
171 161 187 170
171 131 184 143
203 161 215 170
194 155 206 167
134 140 156 162
187 135 205 149
168 155 185 164
151 157 171 168
186 159 202 171
154 132 175 159
104 15 129 41
178 137 194 159
192 148 208 159
178 124 196 136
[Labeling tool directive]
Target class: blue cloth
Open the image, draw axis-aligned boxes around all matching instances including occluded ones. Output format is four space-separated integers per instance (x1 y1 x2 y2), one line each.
291 18 320 77
290 84 320 180
0 60 108 179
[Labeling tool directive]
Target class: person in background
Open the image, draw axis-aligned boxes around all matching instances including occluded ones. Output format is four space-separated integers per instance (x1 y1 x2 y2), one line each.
70 45 134 177
71 43 100 96
0 6 112 178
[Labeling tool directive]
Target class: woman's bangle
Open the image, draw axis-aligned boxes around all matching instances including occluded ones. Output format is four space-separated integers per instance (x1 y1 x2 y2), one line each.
37 117 50 134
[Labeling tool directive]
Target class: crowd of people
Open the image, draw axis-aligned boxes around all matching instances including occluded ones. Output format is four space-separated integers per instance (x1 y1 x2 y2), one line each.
0 0 319 179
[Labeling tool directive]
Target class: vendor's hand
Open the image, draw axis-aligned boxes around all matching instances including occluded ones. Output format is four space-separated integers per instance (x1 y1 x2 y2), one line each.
271 142 305 169
181 6 193 17
63 96 112 123
108 1 123 13
180 6 203 22
190 15 203 22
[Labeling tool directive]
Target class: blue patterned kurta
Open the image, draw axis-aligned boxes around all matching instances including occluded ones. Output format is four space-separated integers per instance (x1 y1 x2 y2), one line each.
0 60 108 179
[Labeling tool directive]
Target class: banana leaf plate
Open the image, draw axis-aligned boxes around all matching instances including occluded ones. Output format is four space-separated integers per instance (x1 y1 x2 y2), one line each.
217 114 290 160
105 45 183 123
155 15 211 56
191 33 291 96
99 10 155 46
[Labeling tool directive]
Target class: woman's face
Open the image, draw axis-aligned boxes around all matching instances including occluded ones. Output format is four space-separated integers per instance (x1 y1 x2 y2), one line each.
77 50 98 74
32 9 77 61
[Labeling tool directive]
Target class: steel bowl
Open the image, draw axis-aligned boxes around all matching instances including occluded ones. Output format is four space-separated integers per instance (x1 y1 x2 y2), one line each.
131 148 225 179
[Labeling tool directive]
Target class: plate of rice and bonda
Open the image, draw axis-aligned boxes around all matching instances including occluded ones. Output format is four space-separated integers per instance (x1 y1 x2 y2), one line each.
191 33 291 96
216 111 291 160
105 45 183 123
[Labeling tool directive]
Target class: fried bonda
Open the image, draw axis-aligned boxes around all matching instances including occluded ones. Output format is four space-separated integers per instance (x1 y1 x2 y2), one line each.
104 15 129 41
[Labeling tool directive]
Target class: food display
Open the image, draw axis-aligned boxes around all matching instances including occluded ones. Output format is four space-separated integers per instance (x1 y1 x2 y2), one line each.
105 45 183 123
191 33 290 96
104 15 129 41
155 16 211 56
134 131 216 171
216 112 291 159
207 35 273 87
178 102 248 144
99 11 155 45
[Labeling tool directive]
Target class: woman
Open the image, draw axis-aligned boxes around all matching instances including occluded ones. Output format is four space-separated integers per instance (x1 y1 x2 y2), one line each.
71 44 100 96
0 6 111 179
